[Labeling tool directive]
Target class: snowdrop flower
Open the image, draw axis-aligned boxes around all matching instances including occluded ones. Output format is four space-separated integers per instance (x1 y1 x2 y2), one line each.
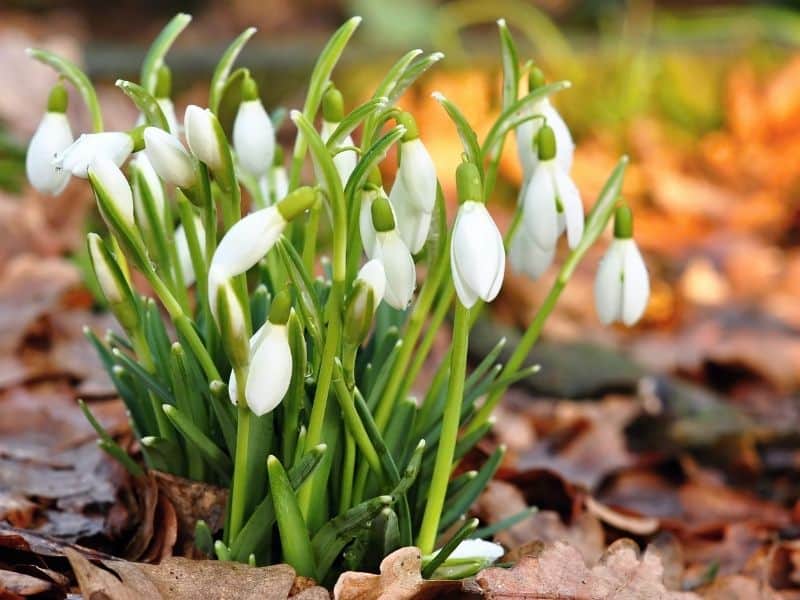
521 125 583 252
515 68 574 178
209 186 316 318
433 539 505 563
594 206 650 326
345 259 386 345
157 98 180 135
143 127 196 189
26 83 73 195
319 86 357 188
87 157 135 228
371 195 415 310
131 152 165 226
174 216 205 286
450 162 505 308
228 292 293 416
184 105 223 171
359 168 390 258
54 131 134 179
509 226 556 280
87 232 138 331
233 76 275 179
388 112 437 253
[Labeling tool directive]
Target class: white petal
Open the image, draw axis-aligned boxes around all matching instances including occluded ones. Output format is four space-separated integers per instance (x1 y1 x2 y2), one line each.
522 165 558 250
451 202 505 305
270 166 288 203
210 205 287 280
375 231 416 309
359 190 378 258
87 234 123 304
88 156 134 227
26 112 73 195
451 244 479 308
245 323 292 415
594 241 625 324
56 132 133 178
621 240 650 326
553 167 584 249
184 105 222 170
143 127 196 188
540 101 574 173
398 138 437 212
356 259 386 306
509 228 555 280
174 216 205 287
234 100 275 178
132 152 165 220
333 134 357 187
440 539 505 562
390 177 431 254
157 98 180 135
514 117 540 180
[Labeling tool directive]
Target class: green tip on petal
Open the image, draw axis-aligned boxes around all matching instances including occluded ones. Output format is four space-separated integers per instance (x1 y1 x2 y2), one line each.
395 111 419 141
241 73 259 102
613 204 633 239
456 161 482 204
276 186 317 220
155 64 172 99
322 85 345 123
268 288 292 325
371 195 395 232
528 66 546 91
47 82 68 113
537 125 556 161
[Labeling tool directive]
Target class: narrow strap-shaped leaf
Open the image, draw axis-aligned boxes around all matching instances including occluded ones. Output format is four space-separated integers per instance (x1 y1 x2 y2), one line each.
111 348 173 404
439 446 505 532
79 399 144 477
162 404 232 482
140 13 192 94
209 380 238 457
432 92 483 178
116 80 168 130
325 97 386 150
473 506 538 539
210 27 256 112
364 339 402 409
421 518 478 579
497 19 520 111
26 48 103 131
312 495 393 580
388 51 445 105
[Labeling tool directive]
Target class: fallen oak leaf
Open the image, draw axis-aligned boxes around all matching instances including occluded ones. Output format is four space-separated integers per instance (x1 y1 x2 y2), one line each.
334 547 461 600
470 539 700 600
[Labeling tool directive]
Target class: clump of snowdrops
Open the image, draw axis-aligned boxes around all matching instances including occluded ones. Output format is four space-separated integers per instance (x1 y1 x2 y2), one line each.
26 14 649 583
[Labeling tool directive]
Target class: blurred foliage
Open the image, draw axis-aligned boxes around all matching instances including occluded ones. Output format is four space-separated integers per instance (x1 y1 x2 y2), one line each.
0 128 25 193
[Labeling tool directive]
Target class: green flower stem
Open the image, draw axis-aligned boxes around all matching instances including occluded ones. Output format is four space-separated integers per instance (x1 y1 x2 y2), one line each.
227 366 251 544
140 13 191 94
417 301 470 554
332 365 383 477
130 327 176 445
339 434 356 513
301 200 321 274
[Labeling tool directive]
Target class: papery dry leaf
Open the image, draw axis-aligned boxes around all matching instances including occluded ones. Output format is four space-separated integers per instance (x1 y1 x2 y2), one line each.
585 495 660 536
334 547 459 600
699 574 782 600
65 547 299 600
472 539 700 600
0 568 55 598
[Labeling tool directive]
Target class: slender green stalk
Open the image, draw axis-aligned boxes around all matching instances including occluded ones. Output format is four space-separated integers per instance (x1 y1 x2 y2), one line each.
417 301 470 554
227 366 251 544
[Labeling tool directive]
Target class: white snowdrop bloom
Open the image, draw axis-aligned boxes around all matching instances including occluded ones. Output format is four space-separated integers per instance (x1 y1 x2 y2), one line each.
594 207 649 326
174 216 205 286
143 127 196 189
228 321 292 416
516 99 574 177
360 187 394 259
131 152 165 222
434 539 505 562
87 157 135 228
234 98 275 179
509 226 557 280
356 259 386 310
27 111 73 195
184 105 223 171
521 125 583 252
54 131 133 178
320 119 357 188
87 233 124 304
370 194 415 310
156 98 180 135
389 176 432 255
450 162 505 308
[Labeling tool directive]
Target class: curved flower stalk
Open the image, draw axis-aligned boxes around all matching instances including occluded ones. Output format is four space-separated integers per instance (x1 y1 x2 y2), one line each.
594 206 650 326
515 67 574 179
451 162 505 308
26 83 73 195
370 194 415 310
319 86 357 188
388 112 437 254
521 125 583 253
233 75 276 180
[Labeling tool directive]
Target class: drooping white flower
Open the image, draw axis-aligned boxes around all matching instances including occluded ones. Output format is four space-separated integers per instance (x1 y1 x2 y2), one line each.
594 208 649 326
516 99 574 177
360 187 393 259
184 105 223 171
451 201 505 308
389 176 433 255
26 112 73 195
355 259 386 311
521 125 583 252
374 230 415 310
174 216 205 287
143 126 196 189
433 539 505 562
234 99 275 179
54 131 133 178
87 156 135 228
228 320 292 416
87 233 124 305
509 226 556 280
131 152 165 227
320 119 357 188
